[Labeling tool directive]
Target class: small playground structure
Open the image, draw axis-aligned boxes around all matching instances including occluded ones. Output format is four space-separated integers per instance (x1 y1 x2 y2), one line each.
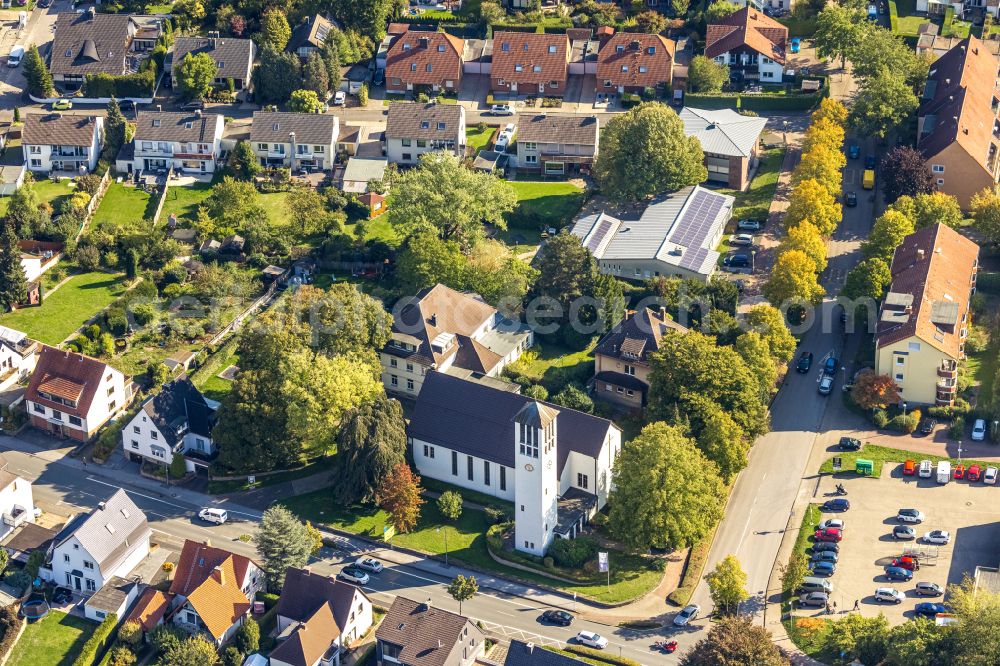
20 598 50 622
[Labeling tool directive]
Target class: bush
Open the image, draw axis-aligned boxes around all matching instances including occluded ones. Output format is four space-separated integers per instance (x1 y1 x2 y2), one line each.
258 592 280 610
149 625 184 655
221 646 242 666
129 303 157 326
108 646 137 666
71 612 117 666
25 551 43 579
0 607 22 661
483 505 508 525
542 556 555 569
486 523 508 552
889 414 919 433
546 536 598 569
873 409 890 429
93 426 120 461
234 618 260 654
3 570 29 595
563 645 642 666
118 620 143 648
927 399 972 420
75 174 102 196
949 416 966 440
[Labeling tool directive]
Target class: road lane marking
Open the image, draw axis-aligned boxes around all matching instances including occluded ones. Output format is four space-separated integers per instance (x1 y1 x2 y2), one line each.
84 476 260 518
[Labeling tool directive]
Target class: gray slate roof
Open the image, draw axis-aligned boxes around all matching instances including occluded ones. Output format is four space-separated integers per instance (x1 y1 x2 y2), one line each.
50 12 131 77
679 107 767 158
408 371 615 475
570 185 734 276
57 489 150 576
377 597 483 666
287 15 339 53
515 114 598 145
250 112 339 146
385 103 464 140
22 114 100 147
140 378 216 449
500 640 590 666
277 567 370 629
133 111 222 143
171 37 254 80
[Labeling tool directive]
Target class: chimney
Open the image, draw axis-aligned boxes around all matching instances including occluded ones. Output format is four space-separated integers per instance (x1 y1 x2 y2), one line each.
211 565 225 585
631 40 641 51
525 643 535 654
98 502 106 510
437 640 443 649
429 313 437 327
156 104 162 112
195 109 202 118
660 306 668 320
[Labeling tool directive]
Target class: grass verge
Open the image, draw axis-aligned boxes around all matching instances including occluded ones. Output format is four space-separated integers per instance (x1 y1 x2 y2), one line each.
666 529 714 607
818 444 995 477
782 503 833 660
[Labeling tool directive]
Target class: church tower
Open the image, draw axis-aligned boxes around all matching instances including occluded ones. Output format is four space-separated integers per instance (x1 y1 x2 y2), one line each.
512 400 560 556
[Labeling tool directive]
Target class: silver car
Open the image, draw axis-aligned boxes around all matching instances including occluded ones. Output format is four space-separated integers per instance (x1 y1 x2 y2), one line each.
799 591 828 607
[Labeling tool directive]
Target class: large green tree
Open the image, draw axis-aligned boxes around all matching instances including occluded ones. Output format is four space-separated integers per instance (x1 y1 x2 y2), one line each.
23 45 53 98
704 0 739 22
0 220 27 312
175 52 217 100
889 192 963 229
687 55 729 93
254 45 301 104
971 185 1000 243
102 98 127 162
763 250 825 306
780 220 828 273
881 146 935 203
824 614 890 666
813 3 863 68
6 174 49 239
332 396 408 504
158 636 218 666
258 8 291 50
743 304 798 364
680 616 789 666
230 140 262 180
593 102 708 202
446 575 478 615
289 89 324 113
394 231 467 295
842 257 892 303
255 505 312 588
390 152 516 248
608 422 727 550
691 400 748 482
301 51 330 95
861 210 915 262
848 70 919 139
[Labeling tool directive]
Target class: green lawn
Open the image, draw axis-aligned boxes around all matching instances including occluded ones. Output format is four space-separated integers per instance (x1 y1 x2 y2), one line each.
197 350 240 402
466 125 496 155
112 340 200 377
159 182 213 223
720 147 785 224
260 191 292 227
91 182 154 230
818 444 995 477
508 341 595 395
891 0 928 36
283 490 661 603
0 271 127 345
7 611 96 666
508 181 587 230
0 178 81 217
343 217 400 246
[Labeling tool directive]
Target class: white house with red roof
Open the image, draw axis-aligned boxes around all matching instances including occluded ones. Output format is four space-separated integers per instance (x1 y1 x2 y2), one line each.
705 7 787 83
25 346 130 441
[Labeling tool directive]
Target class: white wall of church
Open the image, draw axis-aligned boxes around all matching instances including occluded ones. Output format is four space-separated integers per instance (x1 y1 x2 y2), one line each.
410 437 515 503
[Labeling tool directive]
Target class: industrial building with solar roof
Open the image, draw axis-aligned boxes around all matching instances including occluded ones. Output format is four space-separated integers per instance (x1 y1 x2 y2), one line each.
569 185 735 283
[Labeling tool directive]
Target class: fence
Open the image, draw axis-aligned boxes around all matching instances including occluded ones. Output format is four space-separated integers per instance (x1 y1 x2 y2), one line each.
150 167 173 224
73 169 111 241
207 279 280 346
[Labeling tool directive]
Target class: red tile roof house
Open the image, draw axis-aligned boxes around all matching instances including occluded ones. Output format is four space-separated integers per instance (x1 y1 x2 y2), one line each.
25 346 131 442
491 31 570 97
705 7 788 84
385 31 465 94
595 30 676 94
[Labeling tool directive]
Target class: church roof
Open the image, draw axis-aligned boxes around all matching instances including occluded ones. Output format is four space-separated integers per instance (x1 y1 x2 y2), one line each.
513 401 560 428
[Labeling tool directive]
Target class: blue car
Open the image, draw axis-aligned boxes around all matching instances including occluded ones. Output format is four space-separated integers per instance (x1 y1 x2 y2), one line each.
822 498 850 512
824 357 839 376
810 550 839 563
914 602 947 618
790 37 801 54
848 144 860 159
885 566 913 581
865 155 877 170
810 561 836 576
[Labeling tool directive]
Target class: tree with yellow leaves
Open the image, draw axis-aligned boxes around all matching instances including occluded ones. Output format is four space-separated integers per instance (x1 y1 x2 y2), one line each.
763 250 826 307
793 143 845 195
784 178 842 236
811 97 848 127
802 117 846 155
780 220 828 273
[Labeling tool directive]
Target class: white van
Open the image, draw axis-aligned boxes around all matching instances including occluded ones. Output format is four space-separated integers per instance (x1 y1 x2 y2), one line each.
936 460 951 484
918 460 933 478
198 507 228 524
7 46 24 68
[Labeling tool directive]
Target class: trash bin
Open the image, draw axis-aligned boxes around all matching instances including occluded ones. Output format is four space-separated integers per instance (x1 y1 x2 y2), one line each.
856 459 874 476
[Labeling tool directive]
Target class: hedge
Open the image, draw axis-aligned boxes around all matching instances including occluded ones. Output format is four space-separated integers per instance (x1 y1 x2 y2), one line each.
888 0 899 32
560 645 642 666
976 271 1000 294
72 613 117 666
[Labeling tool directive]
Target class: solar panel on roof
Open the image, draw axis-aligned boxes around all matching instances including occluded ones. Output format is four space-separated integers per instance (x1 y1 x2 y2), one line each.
585 216 615 253
670 189 726 249
678 246 711 271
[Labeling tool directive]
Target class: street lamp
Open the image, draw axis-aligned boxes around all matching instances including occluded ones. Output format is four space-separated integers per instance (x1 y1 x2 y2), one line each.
782 120 789 146
902 401 908 417
958 440 963 465
842 366 847 385
437 527 449 566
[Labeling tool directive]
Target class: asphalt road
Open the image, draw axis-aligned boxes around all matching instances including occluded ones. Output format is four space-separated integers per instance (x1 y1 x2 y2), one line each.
0 441 681 664
0 0 62 114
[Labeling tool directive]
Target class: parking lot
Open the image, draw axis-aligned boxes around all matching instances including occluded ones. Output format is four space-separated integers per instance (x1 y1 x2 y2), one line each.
795 462 1000 623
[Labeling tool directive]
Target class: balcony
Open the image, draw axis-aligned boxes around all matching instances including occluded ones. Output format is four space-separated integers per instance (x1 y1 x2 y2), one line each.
936 379 957 396
938 360 958 379
2 505 29 528
936 393 956 406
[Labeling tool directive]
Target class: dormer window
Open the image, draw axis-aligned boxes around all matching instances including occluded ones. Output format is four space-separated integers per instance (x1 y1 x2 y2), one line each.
217 61 224 68
152 119 160 127
647 46 656 54
616 45 624 53
437 122 446 130
533 65 541 72
501 42 510 52
272 123 279 131
639 66 647 73
515 64 523 72
426 64 432 72
65 49 72 57
437 45 445 52
621 65 628 72
410 63 417 71
420 121 430 129
185 122 192 129
548 45 556 53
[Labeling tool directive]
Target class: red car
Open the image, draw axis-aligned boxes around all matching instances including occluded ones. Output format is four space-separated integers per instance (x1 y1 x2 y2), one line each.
814 527 844 542
903 459 916 476
967 465 982 482
954 464 966 480
891 556 919 571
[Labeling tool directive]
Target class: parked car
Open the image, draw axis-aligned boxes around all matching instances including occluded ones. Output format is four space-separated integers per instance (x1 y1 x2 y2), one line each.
891 556 919 571
865 154 877 169
923 530 951 545
494 122 516 151
823 356 839 376
875 587 905 604
333 91 347 106
673 604 701 627
954 464 966 480
576 631 608 649
373 69 385 86
337 567 370 585
37 0 51 7
814 527 844 542
985 466 999 485
7 45 23 67
971 418 987 441
916 581 944 596
729 233 754 246
799 591 829 607
845 191 857 207
897 508 925 523
919 460 933 478
541 610 573 626
489 104 515 116
198 508 228 524
839 436 862 451
893 525 916 540
51 98 72 110
884 566 913 581
355 557 384 573
848 144 861 159
822 498 850 512
797 351 814 373
810 550 839 563
818 375 834 395
790 37 801 53
817 519 845 532
967 464 982 482
809 561 836 576
51 587 72 604
724 254 750 268
180 100 205 111
919 418 937 435
903 460 916 476
914 602 947 618
737 219 763 231
811 542 839 554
